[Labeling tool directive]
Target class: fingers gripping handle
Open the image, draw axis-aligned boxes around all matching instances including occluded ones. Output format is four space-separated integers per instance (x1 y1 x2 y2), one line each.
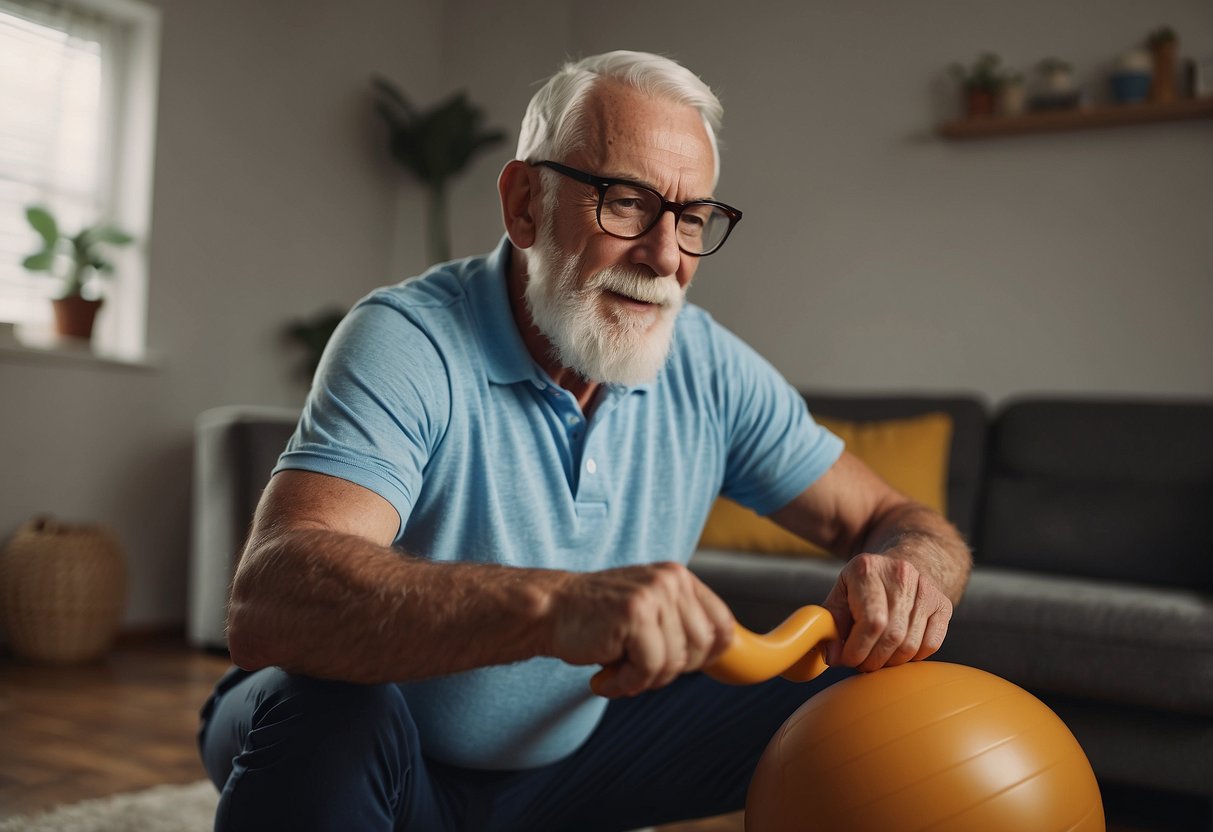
589 605 838 696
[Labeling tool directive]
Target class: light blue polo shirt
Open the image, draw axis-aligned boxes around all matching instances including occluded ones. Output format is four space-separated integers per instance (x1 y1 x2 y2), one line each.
275 236 843 770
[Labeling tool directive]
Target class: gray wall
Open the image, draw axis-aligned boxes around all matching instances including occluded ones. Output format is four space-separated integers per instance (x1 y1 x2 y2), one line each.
1 0 1210 628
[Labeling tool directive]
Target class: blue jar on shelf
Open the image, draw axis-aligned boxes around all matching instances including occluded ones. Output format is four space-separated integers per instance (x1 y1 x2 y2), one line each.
1111 70 1152 103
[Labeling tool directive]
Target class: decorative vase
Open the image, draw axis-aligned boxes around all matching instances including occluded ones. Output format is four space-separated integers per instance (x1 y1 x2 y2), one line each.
0 517 127 663
998 82 1026 116
1111 71 1152 104
51 295 103 341
1112 49 1153 104
1150 40 1178 103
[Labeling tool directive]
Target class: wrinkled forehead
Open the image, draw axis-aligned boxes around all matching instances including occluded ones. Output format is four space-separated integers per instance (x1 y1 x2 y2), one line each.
576 81 718 195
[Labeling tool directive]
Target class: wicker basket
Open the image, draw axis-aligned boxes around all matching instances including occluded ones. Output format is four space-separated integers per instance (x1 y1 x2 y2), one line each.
0 517 127 663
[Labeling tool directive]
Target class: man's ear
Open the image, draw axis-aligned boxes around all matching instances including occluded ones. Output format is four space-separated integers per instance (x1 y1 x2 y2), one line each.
499 160 539 250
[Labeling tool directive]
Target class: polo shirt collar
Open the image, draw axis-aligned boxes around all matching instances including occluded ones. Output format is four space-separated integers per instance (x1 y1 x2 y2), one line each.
469 236 540 386
468 235 655 394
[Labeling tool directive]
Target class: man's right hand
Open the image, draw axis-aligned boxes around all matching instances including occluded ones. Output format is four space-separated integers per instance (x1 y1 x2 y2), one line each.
544 562 735 698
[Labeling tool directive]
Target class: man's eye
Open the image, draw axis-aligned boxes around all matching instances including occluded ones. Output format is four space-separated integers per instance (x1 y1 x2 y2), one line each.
605 197 646 216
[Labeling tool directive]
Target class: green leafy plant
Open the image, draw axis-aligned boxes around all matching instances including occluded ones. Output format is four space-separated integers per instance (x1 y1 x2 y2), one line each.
371 77 506 264
1147 26 1176 48
949 52 1006 92
21 206 133 299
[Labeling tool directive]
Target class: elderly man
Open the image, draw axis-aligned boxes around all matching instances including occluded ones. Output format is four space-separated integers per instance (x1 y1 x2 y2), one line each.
199 50 971 831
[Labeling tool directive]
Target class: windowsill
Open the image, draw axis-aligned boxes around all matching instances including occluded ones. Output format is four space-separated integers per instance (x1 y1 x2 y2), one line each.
0 334 157 371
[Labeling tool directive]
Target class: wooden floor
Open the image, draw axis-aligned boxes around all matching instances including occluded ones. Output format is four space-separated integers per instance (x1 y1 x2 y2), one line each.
0 634 228 820
0 637 1206 830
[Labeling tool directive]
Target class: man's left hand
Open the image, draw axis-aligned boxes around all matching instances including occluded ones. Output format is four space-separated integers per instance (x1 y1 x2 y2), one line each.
821 553 953 672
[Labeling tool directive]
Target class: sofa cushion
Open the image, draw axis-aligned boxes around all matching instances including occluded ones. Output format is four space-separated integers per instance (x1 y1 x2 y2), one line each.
700 496 827 556
699 411 953 556
689 551 1213 716
801 393 988 541
991 398 1213 482
978 398 1213 590
821 412 952 513
942 564 1213 716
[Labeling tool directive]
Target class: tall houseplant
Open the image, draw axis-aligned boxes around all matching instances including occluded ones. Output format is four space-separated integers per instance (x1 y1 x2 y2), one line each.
21 206 133 340
371 77 506 264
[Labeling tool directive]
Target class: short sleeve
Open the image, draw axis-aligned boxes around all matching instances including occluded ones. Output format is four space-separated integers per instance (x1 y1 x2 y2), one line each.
274 299 452 539
711 324 843 515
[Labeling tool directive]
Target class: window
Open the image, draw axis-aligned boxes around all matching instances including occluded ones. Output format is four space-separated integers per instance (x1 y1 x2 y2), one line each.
0 0 159 358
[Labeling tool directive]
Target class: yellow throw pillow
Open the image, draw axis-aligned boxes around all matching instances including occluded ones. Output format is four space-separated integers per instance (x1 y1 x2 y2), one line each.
698 411 953 557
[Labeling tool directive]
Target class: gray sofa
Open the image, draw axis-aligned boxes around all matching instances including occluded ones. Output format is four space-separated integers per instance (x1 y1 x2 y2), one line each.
188 394 1213 816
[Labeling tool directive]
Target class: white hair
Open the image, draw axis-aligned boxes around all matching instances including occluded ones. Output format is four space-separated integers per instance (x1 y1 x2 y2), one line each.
516 50 723 184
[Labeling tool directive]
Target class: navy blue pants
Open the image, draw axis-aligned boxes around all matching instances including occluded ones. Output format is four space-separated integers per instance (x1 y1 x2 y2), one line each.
199 664 850 831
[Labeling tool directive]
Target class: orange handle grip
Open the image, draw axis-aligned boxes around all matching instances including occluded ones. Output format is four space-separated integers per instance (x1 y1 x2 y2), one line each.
589 605 838 696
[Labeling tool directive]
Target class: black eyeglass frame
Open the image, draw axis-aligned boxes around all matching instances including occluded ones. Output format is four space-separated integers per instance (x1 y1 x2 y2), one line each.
533 160 742 257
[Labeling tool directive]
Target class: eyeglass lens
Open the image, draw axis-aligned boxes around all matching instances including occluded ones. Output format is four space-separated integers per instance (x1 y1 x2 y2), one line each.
600 183 732 255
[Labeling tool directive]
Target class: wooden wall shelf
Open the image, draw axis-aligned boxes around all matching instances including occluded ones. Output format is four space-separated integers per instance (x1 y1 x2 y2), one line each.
938 96 1213 140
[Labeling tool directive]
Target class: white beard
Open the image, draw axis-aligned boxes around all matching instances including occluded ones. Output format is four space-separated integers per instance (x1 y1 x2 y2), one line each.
523 223 685 386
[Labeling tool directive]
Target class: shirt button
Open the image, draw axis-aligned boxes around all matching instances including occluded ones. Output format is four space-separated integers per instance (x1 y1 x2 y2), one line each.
585 458 597 474
566 414 580 426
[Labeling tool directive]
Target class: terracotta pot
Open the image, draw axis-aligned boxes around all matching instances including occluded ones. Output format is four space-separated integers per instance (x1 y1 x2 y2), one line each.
964 88 997 118
51 295 103 340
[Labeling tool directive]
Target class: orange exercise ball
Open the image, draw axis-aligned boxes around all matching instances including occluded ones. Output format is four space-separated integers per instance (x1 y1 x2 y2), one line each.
745 661 1105 832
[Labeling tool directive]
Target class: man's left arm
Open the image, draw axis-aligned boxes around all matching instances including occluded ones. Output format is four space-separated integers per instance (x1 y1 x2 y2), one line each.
767 450 973 672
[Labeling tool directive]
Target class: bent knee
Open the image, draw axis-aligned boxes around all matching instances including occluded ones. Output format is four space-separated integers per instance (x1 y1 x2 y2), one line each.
261 673 413 738
225 671 417 769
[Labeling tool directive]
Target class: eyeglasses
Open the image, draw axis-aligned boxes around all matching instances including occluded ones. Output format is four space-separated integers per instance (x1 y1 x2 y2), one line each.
533 160 742 257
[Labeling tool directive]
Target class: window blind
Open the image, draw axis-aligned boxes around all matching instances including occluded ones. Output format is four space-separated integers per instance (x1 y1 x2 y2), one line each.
0 0 114 325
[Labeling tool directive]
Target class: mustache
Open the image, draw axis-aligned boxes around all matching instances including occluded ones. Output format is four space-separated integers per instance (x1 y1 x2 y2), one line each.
588 266 684 308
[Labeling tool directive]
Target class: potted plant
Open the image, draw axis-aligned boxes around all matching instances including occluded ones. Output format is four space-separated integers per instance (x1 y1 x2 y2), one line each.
1147 26 1178 103
1030 58 1080 111
949 52 1005 118
371 77 506 264
1036 58 1075 93
20 206 133 341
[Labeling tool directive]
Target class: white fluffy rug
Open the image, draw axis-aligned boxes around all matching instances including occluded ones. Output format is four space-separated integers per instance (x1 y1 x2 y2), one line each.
0 780 217 832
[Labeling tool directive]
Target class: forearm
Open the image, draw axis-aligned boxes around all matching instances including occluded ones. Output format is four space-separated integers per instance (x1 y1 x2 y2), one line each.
227 528 563 683
860 502 972 604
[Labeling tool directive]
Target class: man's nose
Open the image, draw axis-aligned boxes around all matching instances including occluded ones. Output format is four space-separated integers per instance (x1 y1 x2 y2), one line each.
630 211 683 279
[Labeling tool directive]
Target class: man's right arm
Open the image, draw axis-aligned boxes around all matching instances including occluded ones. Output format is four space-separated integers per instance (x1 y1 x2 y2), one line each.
226 469 560 683
226 469 733 692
